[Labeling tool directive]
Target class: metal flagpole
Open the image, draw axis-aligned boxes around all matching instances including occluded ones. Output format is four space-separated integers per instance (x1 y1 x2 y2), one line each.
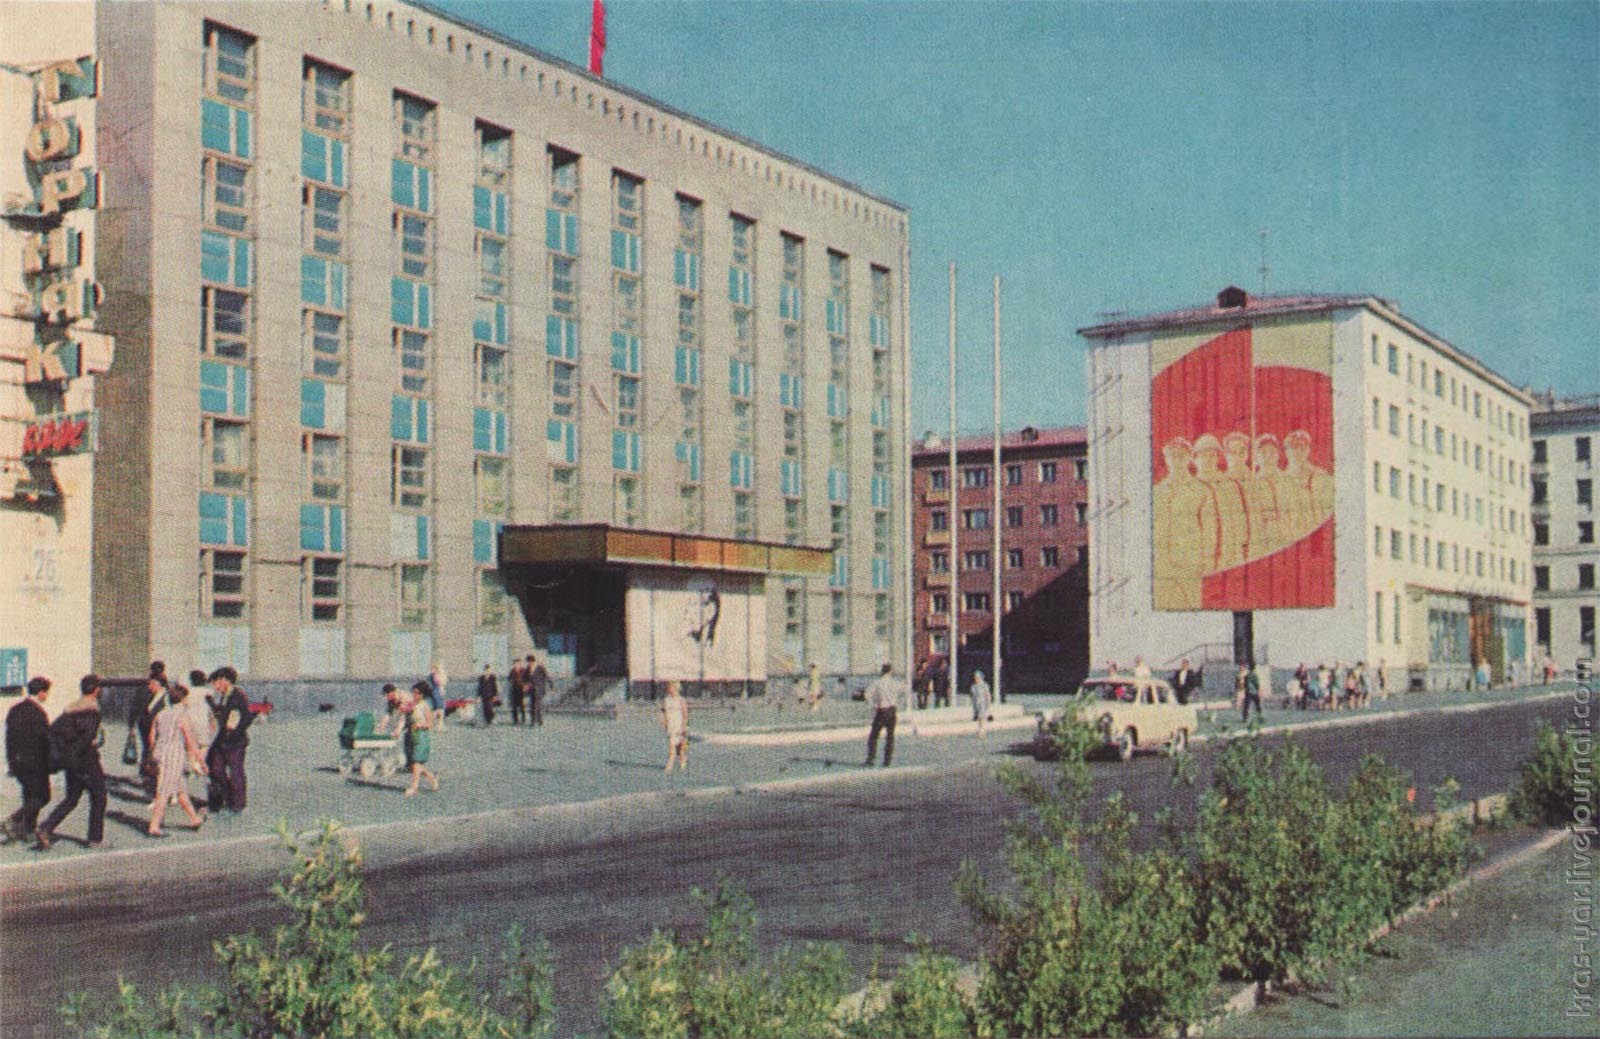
991 275 1003 704
947 263 959 708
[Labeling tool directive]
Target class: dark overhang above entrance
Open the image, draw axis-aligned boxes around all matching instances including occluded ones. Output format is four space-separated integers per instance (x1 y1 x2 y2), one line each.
500 524 832 578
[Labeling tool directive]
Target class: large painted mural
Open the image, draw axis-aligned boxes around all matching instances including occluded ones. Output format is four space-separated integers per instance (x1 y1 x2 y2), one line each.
1151 318 1335 610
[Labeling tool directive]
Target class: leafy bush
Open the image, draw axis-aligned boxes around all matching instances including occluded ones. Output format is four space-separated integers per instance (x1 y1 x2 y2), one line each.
960 716 1217 1037
62 821 555 1039
1509 718 1598 828
851 940 975 1039
601 875 851 1039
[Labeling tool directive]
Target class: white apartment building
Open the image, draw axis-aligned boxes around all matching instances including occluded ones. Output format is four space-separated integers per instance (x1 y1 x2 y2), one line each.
1 0 910 704
1531 394 1600 670
1081 288 1533 690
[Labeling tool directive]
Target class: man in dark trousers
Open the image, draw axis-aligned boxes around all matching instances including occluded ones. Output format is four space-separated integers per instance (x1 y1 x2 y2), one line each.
206 666 253 813
1171 659 1202 706
507 657 527 725
527 655 549 728
36 674 106 850
5 676 53 842
931 657 951 709
133 662 170 797
863 663 910 767
476 665 498 726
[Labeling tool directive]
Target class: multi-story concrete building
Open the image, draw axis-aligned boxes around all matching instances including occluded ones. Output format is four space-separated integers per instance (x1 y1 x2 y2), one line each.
0 12 115 693
1531 393 1600 671
910 426 1089 693
1081 287 1533 690
19 0 909 701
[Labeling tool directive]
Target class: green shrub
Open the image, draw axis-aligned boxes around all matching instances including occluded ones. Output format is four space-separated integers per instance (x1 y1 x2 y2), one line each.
961 717 1216 1037
852 940 975 1038
62 821 555 1039
600 875 851 1039
1509 718 1598 828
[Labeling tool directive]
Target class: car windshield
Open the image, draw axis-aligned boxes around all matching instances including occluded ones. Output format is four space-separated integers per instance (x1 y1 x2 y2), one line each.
1082 680 1138 703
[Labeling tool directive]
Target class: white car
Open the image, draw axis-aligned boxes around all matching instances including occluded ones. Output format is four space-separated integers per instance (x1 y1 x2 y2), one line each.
1036 676 1198 761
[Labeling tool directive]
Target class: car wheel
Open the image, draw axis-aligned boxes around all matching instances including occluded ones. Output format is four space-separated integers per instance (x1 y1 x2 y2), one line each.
1117 728 1136 761
1169 728 1189 755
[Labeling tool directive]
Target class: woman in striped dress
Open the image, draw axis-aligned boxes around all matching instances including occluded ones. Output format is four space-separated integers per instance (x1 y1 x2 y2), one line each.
146 684 208 837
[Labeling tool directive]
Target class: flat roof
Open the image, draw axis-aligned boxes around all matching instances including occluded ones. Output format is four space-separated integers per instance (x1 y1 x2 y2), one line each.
913 425 1086 459
1076 290 1534 406
500 524 832 578
406 0 907 215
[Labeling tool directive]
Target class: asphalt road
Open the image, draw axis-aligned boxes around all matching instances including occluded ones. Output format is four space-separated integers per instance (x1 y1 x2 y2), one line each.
1 694 1572 1038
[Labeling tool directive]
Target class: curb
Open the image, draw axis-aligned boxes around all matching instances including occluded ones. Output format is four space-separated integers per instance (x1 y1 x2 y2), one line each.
702 713 1037 746
1191 688 1569 746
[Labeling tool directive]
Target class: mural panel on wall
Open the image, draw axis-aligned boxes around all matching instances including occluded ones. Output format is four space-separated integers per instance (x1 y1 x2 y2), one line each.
1151 317 1335 610
624 570 767 681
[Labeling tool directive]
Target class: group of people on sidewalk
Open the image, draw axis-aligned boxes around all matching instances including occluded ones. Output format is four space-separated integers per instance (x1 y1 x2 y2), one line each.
3 662 255 851
473 655 550 727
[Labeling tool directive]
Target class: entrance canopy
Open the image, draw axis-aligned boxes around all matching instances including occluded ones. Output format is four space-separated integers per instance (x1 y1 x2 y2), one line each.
501 524 832 578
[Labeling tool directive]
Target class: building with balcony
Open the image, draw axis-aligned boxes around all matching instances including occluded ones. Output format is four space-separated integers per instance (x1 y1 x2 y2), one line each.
24 0 909 702
910 426 1089 694
1081 287 1533 690
1531 393 1600 670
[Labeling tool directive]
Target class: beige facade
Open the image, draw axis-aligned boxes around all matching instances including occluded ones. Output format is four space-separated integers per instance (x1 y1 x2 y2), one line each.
67 0 908 692
1531 395 1600 670
0 5 113 696
1082 290 1533 689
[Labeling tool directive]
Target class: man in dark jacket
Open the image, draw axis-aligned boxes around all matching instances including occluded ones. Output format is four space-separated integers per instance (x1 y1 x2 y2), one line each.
476 665 498 726
36 674 106 850
206 666 252 813
1171 660 1202 705
5 676 53 841
507 658 527 725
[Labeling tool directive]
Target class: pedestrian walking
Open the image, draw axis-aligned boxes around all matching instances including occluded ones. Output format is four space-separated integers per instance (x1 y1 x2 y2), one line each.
862 663 909 767
931 657 951 708
427 662 448 727
205 667 253 814
131 664 170 798
507 657 527 725
1316 663 1333 710
1132 656 1152 679
476 665 498 726
36 674 107 850
1172 659 1200 706
806 662 824 711
527 654 549 728
1474 658 1492 691
145 685 208 837
1239 664 1262 724
970 669 992 737
4 676 53 843
660 680 689 771
1375 659 1389 701
400 682 440 796
1507 658 1522 687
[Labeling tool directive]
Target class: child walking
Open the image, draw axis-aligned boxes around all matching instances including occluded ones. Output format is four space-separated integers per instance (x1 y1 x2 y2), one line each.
660 681 689 771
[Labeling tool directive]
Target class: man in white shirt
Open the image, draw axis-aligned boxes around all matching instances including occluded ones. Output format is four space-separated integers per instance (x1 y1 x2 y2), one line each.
863 664 909 767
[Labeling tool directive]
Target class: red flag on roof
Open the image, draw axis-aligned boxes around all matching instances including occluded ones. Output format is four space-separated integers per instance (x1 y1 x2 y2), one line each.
589 0 606 76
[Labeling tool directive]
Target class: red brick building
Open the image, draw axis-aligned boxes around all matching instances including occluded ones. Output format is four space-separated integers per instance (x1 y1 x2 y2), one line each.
911 426 1090 694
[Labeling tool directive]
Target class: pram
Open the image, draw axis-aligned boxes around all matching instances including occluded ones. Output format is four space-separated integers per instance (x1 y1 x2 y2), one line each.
337 712 405 779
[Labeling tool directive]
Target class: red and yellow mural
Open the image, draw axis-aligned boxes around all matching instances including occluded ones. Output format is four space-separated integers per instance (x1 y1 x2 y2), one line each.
1151 318 1335 610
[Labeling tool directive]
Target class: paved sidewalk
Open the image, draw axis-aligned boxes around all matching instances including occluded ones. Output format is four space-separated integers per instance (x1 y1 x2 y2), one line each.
0 681 1575 869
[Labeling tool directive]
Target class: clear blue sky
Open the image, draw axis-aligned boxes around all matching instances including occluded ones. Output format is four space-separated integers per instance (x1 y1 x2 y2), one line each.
438 0 1599 434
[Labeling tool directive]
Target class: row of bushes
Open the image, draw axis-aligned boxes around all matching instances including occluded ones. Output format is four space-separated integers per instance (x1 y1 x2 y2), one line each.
68 718 1488 1038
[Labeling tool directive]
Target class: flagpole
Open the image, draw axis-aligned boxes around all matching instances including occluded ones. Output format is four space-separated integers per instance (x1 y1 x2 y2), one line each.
991 275 1003 705
947 263 959 708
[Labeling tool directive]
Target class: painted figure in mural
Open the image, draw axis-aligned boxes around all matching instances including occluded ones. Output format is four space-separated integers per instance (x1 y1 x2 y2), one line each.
1221 432 1256 561
688 587 722 647
1152 437 1209 609
1279 429 1335 542
1247 433 1287 557
1193 434 1250 572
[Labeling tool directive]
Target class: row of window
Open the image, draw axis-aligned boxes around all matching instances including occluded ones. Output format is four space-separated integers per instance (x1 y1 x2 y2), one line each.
1532 436 1593 466
1372 524 1522 584
1534 606 1598 656
1534 563 1598 593
931 502 1087 531
927 544 1085 573
928 458 1085 490
1532 477 1596 509
1370 463 1524 534
1534 520 1597 547
1370 334 1526 441
1372 398 1525 489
